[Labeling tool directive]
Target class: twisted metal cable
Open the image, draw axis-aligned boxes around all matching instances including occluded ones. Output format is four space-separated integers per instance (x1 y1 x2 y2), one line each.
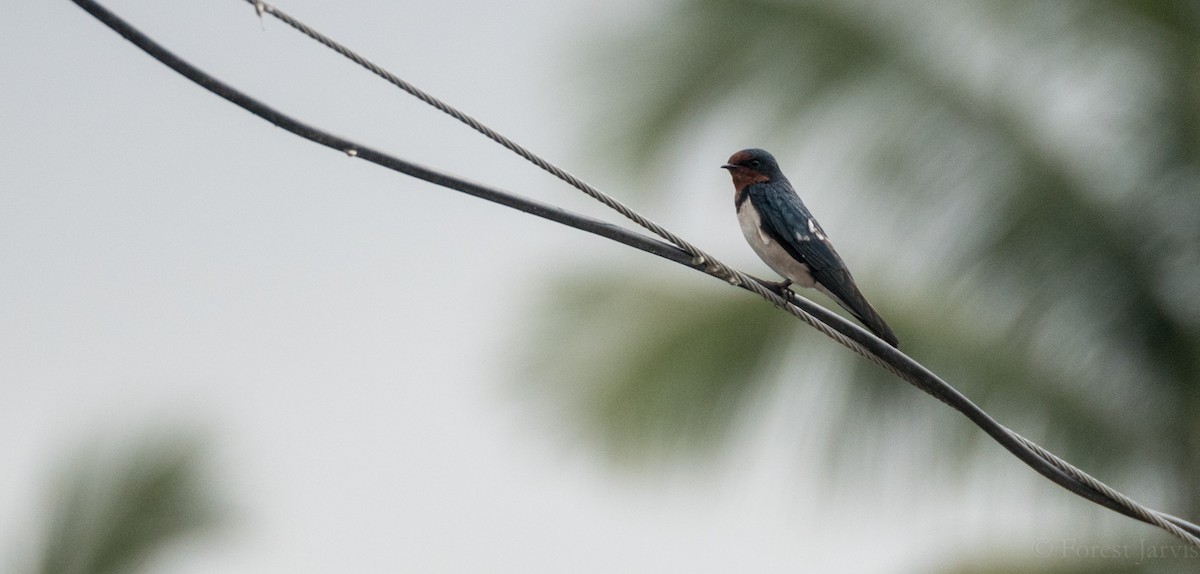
240 0 901 379
243 2 729 269
70 0 1200 547
243 0 888 370
1012 432 1198 543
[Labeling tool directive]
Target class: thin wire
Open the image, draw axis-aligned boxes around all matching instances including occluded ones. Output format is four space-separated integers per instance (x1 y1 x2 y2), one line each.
69 0 1200 547
238 0 890 378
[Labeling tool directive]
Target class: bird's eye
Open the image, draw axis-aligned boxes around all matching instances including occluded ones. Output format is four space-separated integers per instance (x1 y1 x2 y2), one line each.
750 160 761 167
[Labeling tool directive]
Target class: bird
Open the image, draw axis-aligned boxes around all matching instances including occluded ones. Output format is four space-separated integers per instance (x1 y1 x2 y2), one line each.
722 148 899 347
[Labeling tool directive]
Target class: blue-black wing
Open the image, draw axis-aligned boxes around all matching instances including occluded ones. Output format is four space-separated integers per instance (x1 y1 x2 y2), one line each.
746 183 899 346
746 184 844 276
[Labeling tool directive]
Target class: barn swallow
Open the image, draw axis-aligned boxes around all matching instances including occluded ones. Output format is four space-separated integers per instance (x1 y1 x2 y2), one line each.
722 148 899 347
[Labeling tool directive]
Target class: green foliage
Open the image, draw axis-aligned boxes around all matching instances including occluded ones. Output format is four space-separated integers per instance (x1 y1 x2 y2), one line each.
523 0 1200 565
522 275 794 465
31 433 220 574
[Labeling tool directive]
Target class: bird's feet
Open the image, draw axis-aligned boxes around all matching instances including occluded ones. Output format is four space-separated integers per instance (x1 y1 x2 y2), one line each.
770 279 794 301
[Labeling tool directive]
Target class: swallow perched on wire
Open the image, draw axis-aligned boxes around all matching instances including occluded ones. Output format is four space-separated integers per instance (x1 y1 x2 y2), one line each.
722 148 899 347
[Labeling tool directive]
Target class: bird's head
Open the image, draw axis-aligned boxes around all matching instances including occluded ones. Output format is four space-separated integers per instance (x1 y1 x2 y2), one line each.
721 148 780 188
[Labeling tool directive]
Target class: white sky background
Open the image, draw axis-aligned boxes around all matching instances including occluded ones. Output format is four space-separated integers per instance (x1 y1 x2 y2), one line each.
1 1 1100 572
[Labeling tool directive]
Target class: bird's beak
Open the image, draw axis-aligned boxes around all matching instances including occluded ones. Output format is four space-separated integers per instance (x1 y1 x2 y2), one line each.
721 164 735 170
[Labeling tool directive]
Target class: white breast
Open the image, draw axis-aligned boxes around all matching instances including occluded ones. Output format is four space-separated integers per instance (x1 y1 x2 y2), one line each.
736 201 816 288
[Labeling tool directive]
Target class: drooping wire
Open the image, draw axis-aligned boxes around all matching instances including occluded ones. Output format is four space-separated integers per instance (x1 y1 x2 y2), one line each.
234 0 893 379
69 0 1200 547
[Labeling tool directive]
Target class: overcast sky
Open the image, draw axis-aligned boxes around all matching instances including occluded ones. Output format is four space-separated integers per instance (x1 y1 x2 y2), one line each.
0 2 1081 572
